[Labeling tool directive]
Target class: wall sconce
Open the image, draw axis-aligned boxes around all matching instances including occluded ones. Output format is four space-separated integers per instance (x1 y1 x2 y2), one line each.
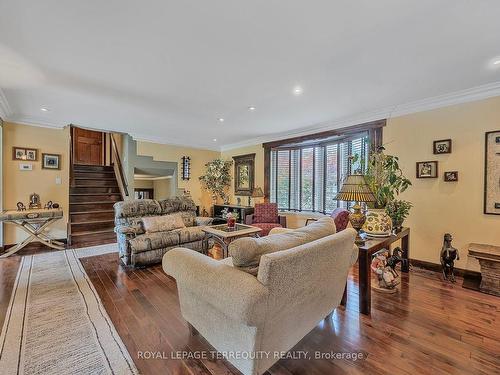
181 156 191 180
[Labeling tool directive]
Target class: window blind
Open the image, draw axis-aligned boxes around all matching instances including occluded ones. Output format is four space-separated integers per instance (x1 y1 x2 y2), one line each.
270 132 369 213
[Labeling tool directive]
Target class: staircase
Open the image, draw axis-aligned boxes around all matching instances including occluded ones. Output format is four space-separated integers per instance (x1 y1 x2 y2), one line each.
69 164 120 247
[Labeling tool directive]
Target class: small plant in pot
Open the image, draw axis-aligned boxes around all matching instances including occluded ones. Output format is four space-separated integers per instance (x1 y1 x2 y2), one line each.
363 147 411 237
385 200 412 232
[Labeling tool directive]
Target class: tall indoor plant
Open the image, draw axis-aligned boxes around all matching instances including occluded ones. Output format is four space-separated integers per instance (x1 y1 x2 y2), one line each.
199 158 233 204
363 147 411 236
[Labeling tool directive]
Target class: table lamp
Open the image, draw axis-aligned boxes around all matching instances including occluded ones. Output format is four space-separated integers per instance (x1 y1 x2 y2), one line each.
249 186 264 206
334 174 376 246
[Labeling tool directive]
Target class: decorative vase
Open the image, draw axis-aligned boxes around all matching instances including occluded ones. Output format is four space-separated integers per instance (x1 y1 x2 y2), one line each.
362 208 392 237
227 217 236 228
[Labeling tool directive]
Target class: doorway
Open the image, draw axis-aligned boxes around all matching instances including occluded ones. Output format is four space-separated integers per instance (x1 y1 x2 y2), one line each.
73 127 103 165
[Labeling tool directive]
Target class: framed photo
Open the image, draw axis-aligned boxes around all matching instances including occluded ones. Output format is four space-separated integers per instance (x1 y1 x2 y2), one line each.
433 139 452 154
13 147 27 160
26 149 37 161
484 130 500 215
416 161 438 178
444 171 458 182
42 153 61 170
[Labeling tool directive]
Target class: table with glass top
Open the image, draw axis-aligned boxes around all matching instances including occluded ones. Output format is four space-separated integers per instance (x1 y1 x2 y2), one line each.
202 223 262 258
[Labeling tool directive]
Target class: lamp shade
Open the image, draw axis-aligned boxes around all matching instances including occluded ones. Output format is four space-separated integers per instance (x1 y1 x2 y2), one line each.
334 174 376 203
252 186 264 198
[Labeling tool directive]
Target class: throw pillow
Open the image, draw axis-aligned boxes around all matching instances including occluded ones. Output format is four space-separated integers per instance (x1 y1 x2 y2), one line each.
254 203 279 223
142 214 185 233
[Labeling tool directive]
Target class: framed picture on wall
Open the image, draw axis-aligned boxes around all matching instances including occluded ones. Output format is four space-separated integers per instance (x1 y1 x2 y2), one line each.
42 153 61 169
416 161 438 178
433 139 452 154
444 171 458 182
484 130 500 215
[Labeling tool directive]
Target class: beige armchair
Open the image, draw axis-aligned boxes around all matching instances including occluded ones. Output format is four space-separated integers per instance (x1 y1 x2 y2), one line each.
163 220 357 375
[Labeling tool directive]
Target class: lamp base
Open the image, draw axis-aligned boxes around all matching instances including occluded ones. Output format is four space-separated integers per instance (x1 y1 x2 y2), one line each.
349 203 367 246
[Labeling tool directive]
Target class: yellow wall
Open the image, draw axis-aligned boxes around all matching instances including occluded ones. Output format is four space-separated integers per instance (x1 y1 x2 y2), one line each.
136 141 220 212
385 96 500 270
2 122 70 245
134 179 154 189
153 179 171 200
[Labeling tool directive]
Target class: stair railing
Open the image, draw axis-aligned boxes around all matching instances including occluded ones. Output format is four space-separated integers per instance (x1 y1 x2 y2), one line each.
69 125 75 187
110 133 129 199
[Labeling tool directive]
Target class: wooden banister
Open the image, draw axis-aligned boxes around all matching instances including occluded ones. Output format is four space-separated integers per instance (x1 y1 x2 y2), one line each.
69 125 75 187
110 133 129 198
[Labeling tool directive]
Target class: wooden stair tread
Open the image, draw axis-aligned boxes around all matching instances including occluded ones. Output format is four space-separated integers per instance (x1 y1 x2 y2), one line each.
70 193 121 196
71 210 114 214
71 229 115 236
70 201 116 204
71 219 114 225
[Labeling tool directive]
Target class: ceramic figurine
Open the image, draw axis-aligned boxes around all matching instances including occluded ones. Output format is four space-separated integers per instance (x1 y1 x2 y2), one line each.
16 202 26 211
440 233 460 282
371 250 400 290
387 247 403 276
29 193 41 209
44 201 53 209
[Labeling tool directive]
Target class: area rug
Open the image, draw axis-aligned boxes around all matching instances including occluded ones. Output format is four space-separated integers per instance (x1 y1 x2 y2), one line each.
0 244 138 375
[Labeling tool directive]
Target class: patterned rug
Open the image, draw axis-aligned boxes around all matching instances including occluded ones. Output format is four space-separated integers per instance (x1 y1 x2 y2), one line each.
0 244 138 375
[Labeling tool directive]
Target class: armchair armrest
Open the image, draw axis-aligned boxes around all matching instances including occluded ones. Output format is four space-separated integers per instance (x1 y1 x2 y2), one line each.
245 214 254 225
163 249 269 325
114 224 141 238
279 215 287 228
195 216 213 226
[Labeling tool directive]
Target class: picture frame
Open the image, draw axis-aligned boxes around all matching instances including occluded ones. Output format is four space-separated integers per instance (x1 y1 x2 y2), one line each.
484 130 500 215
232 153 255 196
416 161 438 178
13 147 27 160
433 139 452 154
26 149 37 161
444 171 458 182
42 153 61 170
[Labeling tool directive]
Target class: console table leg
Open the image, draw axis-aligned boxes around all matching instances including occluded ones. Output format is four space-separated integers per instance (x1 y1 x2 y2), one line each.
340 282 347 306
401 232 410 273
359 251 371 315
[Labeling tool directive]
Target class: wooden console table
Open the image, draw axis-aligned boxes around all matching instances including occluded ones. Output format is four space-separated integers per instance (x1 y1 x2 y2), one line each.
468 243 500 296
0 208 65 258
342 228 410 315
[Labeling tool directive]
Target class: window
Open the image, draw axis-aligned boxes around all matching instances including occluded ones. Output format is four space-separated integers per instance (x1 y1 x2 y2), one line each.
269 132 370 213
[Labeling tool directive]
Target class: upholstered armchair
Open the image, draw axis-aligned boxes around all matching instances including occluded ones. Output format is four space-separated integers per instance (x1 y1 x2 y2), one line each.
245 202 286 236
305 208 350 232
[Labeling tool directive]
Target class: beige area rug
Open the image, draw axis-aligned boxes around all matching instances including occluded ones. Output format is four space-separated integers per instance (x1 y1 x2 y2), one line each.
0 244 138 375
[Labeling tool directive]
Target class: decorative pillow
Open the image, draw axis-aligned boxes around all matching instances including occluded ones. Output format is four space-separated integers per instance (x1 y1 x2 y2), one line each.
142 214 185 233
229 217 336 275
253 203 279 223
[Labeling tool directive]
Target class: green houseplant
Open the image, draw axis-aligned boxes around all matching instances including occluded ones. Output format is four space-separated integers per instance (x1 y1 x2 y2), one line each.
199 158 233 204
362 147 412 237
385 199 413 231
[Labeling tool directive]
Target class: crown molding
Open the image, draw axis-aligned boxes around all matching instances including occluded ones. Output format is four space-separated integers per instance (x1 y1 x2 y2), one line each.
0 89 13 120
220 81 500 151
4 115 65 129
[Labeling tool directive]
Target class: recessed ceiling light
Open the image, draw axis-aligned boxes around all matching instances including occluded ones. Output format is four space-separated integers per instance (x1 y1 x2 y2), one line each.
218 118 225 123
213 138 217 142
293 86 303 95
40 107 50 112
248 106 256 111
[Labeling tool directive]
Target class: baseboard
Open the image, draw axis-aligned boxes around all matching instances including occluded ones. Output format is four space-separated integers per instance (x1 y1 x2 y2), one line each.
410 258 481 279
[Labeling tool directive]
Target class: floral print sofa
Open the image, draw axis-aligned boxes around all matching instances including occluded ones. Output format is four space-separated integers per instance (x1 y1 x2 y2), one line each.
114 197 212 267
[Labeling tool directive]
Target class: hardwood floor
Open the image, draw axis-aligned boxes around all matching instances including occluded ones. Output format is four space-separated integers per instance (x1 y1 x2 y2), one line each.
1 251 499 375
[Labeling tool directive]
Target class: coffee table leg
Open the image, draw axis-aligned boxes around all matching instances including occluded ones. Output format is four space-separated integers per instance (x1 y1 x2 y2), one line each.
401 232 410 273
359 251 371 315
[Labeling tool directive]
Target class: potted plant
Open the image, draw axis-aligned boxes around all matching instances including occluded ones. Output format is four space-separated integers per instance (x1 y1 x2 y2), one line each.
363 147 411 237
385 200 412 232
199 159 233 204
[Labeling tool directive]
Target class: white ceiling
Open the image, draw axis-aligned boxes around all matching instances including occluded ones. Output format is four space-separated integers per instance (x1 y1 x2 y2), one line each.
1 1 500 151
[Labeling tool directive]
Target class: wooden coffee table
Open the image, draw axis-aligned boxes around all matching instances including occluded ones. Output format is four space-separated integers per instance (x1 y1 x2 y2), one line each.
202 223 261 258
341 228 410 315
